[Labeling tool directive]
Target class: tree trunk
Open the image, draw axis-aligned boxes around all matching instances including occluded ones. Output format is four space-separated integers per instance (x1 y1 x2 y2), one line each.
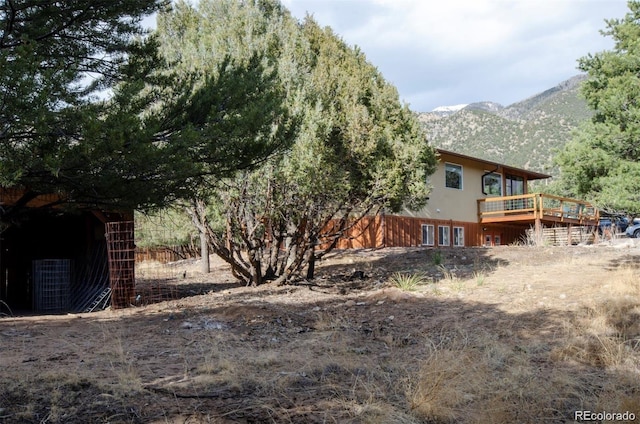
306 234 317 279
186 199 211 274
306 250 315 280
199 228 210 274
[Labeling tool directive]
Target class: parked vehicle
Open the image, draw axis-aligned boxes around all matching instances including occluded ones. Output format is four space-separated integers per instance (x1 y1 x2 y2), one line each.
598 215 629 235
625 220 640 238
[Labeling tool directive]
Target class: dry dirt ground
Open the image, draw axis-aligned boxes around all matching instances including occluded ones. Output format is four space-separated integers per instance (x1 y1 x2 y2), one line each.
1 241 640 423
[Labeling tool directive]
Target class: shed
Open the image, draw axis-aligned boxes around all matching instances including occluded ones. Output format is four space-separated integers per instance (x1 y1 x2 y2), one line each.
0 188 134 314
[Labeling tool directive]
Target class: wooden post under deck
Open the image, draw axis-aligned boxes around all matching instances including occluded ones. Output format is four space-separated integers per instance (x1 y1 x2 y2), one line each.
534 217 542 245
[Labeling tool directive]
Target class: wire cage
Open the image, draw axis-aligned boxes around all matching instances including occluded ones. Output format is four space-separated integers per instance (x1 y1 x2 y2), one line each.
32 259 71 313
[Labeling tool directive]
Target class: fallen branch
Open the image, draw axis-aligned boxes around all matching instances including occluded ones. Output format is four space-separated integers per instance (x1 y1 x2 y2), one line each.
144 385 253 399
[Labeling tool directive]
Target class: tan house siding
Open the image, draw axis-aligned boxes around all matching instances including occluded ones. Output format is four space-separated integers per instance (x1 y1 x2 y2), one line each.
333 149 594 249
400 151 537 223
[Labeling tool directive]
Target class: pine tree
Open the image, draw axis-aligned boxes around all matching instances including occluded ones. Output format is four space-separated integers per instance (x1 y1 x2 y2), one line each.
0 0 294 225
555 1 640 213
0 0 165 216
157 0 437 284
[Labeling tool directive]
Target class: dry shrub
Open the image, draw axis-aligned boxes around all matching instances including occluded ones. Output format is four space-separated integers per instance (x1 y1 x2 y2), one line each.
406 329 595 423
594 383 640 420
551 335 629 369
313 310 353 332
182 336 252 394
196 354 237 378
551 267 640 370
597 266 640 308
406 330 495 422
546 266 640 420
408 348 477 421
96 323 145 396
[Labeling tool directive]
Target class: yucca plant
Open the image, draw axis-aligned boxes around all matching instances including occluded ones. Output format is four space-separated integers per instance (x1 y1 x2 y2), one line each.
389 272 427 291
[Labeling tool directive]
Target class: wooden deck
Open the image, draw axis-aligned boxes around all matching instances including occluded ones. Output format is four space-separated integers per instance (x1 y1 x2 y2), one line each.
477 193 598 226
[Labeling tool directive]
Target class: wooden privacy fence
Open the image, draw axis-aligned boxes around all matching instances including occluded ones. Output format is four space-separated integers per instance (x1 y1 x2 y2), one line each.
331 215 384 249
525 226 596 246
135 245 199 263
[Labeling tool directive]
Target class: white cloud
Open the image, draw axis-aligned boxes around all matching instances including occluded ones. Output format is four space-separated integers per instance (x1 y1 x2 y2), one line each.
282 0 629 111
346 1 579 57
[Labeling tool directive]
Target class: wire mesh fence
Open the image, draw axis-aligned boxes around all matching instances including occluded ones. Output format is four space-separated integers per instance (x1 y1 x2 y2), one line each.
32 259 71 313
133 218 200 306
102 219 201 309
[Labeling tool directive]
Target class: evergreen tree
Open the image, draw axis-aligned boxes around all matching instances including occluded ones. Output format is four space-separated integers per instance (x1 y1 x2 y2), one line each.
157 0 437 284
0 1 164 205
555 1 640 213
0 0 294 225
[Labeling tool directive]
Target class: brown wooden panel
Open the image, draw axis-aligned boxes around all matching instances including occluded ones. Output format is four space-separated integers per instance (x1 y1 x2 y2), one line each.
390 215 398 247
0 188 62 208
333 214 552 248
330 215 384 249
388 215 396 247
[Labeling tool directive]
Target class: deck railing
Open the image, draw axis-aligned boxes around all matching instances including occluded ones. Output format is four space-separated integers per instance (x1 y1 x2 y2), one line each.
478 193 598 224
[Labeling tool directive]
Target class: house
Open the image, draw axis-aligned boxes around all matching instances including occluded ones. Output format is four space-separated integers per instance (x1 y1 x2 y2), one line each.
337 149 598 248
0 188 135 313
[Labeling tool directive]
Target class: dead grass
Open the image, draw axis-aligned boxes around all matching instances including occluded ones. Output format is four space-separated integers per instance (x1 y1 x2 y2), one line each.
551 266 640 373
404 325 577 423
1 245 640 422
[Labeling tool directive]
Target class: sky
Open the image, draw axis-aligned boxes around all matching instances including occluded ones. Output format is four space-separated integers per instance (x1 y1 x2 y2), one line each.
280 0 630 112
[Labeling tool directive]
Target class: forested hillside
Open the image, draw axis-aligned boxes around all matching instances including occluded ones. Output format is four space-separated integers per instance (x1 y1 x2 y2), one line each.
419 75 592 174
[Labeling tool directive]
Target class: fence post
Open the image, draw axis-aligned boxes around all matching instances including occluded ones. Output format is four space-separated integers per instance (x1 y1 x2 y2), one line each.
105 221 135 309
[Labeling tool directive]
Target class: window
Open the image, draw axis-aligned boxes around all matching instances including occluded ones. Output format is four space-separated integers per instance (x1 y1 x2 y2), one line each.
506 174 525 209
445 163 463 190
438 225 450 246
484 234 501 246
453 227 464 247
421 224 434 246
505 174 524 196
482 172 502 196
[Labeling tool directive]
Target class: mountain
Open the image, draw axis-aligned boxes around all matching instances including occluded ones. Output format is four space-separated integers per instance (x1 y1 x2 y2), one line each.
431 104 469 115
419 75 592 175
